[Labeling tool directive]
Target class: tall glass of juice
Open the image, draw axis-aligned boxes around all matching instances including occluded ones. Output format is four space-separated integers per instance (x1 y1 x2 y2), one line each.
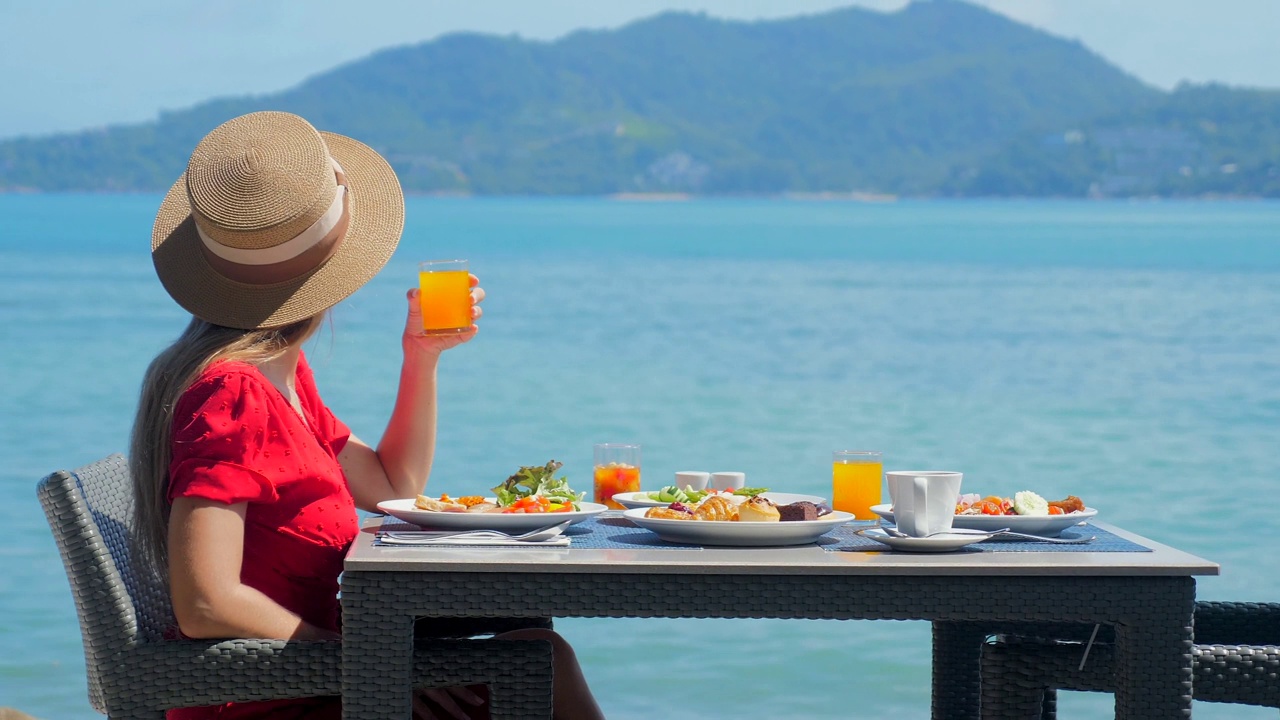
418 259 471 334
593 443 641 510
832 450 883 520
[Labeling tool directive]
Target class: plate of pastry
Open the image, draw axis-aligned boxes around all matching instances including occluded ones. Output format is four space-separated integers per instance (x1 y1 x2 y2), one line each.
612 490 827 510
622 495 852 547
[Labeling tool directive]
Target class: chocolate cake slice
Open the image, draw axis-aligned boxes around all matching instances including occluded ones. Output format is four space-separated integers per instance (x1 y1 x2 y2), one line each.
777 501 819 522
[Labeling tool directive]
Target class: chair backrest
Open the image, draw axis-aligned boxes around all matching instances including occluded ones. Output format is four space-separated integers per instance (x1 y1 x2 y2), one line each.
37 453 174 712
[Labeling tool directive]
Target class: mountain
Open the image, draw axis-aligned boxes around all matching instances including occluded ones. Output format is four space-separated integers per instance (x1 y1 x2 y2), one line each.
0 0 1276 197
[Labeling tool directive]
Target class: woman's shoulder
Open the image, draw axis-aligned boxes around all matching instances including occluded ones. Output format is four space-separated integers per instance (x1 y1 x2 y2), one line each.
190 358 266 388
179 359 271 408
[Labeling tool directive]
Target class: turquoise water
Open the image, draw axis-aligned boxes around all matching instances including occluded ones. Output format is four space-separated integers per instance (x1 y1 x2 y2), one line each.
2 196 1279 718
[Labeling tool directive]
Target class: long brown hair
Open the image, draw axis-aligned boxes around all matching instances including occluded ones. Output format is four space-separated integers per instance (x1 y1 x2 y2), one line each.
129 314 325 579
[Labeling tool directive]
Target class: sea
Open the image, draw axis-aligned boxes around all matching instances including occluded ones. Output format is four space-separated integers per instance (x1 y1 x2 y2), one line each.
2 195 1278 719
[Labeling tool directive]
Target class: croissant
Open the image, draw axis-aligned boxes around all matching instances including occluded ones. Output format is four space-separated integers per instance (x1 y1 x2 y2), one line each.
645 507 694 520
693 495 738 522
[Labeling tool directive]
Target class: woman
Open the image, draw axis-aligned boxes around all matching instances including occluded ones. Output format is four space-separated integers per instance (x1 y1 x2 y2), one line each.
131 111 603 720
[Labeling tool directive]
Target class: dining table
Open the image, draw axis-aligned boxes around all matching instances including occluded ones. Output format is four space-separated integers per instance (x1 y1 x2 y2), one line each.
341 511 1218 719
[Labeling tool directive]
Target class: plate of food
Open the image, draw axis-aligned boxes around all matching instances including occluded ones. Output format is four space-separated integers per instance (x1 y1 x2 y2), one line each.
612 487 826 510
622 495 852 547
378 498 608 530
870 492 1096 538
377 460 608 530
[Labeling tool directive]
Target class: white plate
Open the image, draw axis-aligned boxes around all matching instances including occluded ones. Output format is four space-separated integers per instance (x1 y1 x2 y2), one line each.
611 491 827 510
868 504 1098 538
622 508 853 547
855 528 987 553
377 498 608 530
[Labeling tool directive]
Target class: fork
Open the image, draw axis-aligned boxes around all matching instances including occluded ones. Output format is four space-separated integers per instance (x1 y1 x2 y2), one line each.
381 520 572 543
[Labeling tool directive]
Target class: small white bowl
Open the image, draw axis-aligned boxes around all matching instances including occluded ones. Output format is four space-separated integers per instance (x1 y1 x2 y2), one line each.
675 471 711 491
710 471 745 491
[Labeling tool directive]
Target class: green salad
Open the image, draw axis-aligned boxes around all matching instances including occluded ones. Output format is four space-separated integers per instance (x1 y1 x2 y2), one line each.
491 460 586 509
642 485 769 504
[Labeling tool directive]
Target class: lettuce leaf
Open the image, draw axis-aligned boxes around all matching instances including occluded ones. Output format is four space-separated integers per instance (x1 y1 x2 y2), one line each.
491 460 585 509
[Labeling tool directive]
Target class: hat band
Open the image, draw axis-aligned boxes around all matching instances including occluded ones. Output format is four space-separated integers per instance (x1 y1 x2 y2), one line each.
195 159 350 285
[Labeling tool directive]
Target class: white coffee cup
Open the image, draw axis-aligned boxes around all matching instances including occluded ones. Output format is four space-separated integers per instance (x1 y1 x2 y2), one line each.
886 471 963 537
675 471 711 492
710 471 745 491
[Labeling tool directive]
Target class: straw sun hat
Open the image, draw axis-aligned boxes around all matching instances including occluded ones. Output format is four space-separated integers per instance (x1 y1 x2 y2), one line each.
152 111 404 329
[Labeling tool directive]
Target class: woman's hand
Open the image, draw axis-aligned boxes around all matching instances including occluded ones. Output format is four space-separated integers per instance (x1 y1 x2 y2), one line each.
413 685 487 720
402 274 485 356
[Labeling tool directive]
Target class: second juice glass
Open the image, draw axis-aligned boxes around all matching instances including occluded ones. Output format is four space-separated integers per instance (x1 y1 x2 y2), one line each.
832 450 883 520
594 443 641 510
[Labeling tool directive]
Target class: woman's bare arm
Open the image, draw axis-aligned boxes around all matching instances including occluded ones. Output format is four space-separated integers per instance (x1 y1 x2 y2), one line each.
342 282 482 511
167 497 339 641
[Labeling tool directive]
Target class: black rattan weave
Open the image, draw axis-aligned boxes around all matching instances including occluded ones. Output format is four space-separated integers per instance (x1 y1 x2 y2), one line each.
979 602 1280 718
342 562 1197 719
39 454 554 718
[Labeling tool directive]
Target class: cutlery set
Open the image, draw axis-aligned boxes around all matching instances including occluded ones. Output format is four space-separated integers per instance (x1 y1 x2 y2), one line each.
376 519 573 546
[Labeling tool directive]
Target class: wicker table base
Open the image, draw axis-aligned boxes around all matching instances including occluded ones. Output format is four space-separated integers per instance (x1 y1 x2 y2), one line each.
341 571 1195 720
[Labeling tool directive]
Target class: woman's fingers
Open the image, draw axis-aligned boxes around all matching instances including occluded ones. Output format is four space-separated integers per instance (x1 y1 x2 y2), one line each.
446 685 485 706
412 687 477 720
404 284 484 335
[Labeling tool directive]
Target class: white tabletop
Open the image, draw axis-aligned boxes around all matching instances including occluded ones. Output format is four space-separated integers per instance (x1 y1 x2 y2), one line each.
347 516 1218 577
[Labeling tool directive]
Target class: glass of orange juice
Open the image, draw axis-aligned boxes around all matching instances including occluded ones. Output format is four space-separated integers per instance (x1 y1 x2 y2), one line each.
832 450 883 520
593 443 641 510
418 259 472 334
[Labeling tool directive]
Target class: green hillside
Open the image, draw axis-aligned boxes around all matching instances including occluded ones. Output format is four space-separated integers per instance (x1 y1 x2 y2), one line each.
1 0 1275 197
945 83 1280 197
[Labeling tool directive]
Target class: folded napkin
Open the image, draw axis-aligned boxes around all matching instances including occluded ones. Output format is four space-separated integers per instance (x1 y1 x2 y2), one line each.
375 534 570 547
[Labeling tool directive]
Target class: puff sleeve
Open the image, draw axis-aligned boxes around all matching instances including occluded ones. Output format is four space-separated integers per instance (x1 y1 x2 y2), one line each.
167 368 279 506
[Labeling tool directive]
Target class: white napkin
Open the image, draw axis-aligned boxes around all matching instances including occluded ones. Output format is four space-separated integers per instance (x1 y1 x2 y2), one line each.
375 535 570 547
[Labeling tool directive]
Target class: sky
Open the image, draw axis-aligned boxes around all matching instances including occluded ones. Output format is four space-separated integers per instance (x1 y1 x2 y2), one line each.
1 0 1277 140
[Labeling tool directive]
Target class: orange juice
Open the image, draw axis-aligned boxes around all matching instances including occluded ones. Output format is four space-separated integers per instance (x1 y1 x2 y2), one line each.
594 463 641 510
832 457 883 519
418 267 471 333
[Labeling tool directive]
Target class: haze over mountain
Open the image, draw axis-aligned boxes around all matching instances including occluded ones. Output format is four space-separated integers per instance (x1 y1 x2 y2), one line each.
1 0 1277 197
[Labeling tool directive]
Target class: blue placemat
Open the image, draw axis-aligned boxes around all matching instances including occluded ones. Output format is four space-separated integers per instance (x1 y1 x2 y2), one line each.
819 522 1151 553
377 517 1147 552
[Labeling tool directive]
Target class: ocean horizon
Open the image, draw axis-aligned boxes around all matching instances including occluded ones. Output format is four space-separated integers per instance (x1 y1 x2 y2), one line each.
2 195 1278 718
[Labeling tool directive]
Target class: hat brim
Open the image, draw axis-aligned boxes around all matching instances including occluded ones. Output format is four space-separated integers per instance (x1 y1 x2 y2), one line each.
152 131 404 330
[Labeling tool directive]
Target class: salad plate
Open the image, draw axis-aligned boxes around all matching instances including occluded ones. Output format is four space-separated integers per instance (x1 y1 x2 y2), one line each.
612 490 826 510
378 498 608 531
868 504 1098 538
622 508 853 547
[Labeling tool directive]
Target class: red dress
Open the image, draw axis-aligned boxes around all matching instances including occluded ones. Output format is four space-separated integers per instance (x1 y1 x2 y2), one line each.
165 352 356 720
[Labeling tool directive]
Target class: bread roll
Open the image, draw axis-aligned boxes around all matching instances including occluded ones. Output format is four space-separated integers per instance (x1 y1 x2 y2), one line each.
737 496 781 522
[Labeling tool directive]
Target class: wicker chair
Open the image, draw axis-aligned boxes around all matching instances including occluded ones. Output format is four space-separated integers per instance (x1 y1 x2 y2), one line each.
979 604 1280 719
39 454 555 719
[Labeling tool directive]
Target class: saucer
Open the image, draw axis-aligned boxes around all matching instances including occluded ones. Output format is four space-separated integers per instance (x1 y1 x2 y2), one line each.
855 527 987 553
